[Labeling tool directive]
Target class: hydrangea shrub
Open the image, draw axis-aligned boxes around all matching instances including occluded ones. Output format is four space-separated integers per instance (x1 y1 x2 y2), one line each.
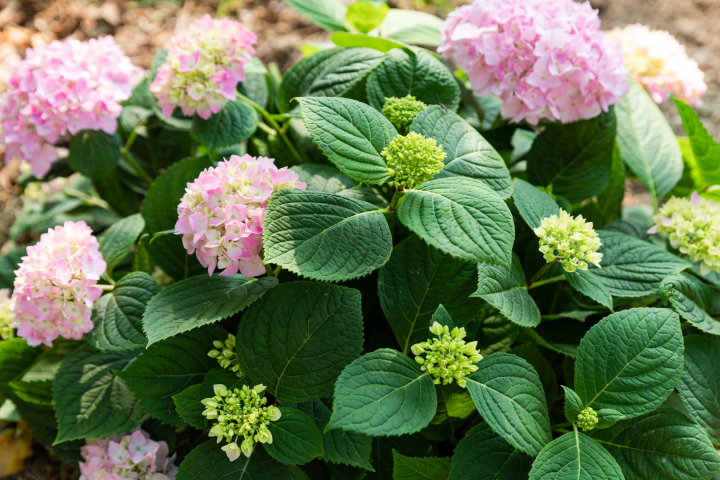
1 2 720 480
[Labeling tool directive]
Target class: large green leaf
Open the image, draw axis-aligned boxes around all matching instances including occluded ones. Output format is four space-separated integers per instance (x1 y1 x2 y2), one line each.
190 99 258 152
577 144 625 229
98 214 145 275
529 432 624 480
448 422 532 480
527 110 616 203
173 384 205 430
378 235 484 354
262 190 392 281
674 98 720 188
264 407 324 465
53 344 145 443
590 405 720 480
143 274 277 345
176 439 292 480
0 245 26 291
472 254 540 328
398 178 514 267
677 335 720 445
345 2 388 33
282 0 348 32
292 164 387 206
660 273 720 335
327 349 436 436
116 324 225 425
331 32 409 53
0 339 41 383
564 270 613 309
366 49 460 111
511 343 558 406
392 451 450 480
409 106 512 198
511 178 560 229
89 272 159 351
367 434 433 480
376 10 444 47
67 130 120 179
298 97 396 184
574 308 683 419
615 82 683 200
237 282 363 402
465 353 552 456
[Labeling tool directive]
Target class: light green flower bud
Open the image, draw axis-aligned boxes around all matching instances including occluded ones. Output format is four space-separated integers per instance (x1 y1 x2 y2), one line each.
267 406 282 421
534 210 603 272
213 340 225 349
410 323 483 388
381 132 446 189
214 384 228 397
253 384 267 394
381 95 427 132
241 439 253 458
576 406 599 431
257 426 273 444
0 290 14 341
209 334 244 377
221 442 241 462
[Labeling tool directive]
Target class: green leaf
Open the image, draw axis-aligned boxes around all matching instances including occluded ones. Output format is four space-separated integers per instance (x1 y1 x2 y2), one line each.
376 10 444 47
116 324 225 425
677 335 720 445
292 164 387 206
660 273 720 335
615 82 683 200
264 407 324 465
398 178 514 267
511 342 558 405
409 106 512 198
143 274 277 345
298 97 396 184
674 98 720 188
392 451 450 480
430 305 454 330
574 308 683 419
176 439 292 480
0 339 41 383
366 50 460 112
331 33 409 53
89 272 159 351
448 422 532 480
327 348 436 436
345 2 389 33
201 367 246 399
476 315 519 355
472 254 540 328
595 409 624 430
577 143 625 229
527 110 616 203
282 0 348 32
565 270 613 309
586 230 691 297
140 155 213 280
590 405 720 480
562 386 583 423
238 281 363 402
0 245 26 291
529 432 624 480
98 214 145 275
262 190 392 282
67 130 120 179
465 353 552 456
378 235 484 354
190 99 258 152
53 344 145 443
367 434 433 480
173 384 205 430
512 178 560 229
7 379 53 406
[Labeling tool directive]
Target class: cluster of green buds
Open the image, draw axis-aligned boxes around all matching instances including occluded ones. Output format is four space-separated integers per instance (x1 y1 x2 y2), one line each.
0 289 14 340
381 95 427 132
382 132 446 189
411 322 483 388
576 406 599 431
202 384 281 461
534 209 603 272
208 334 244 377
649 192 720 275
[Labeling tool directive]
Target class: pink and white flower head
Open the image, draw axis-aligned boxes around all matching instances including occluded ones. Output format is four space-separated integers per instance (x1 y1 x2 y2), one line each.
10 221 107 347
79 428 178 480
607 24 707 107
175 154 305 277
0 37 144 177
438 0 629 124
150 15 257 120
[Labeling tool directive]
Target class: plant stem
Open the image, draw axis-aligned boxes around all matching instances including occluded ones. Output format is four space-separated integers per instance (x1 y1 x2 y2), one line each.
388 186 406 213
99 284 114 292
528 275 566 290
257 121 277 136
121 130 154 184
526 261 555 288
64 187 112 210
265 264 282 277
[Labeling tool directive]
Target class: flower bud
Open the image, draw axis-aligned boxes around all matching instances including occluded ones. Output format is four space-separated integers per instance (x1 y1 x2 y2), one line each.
381 95 427 131
535 210 602 272
381 132 446 189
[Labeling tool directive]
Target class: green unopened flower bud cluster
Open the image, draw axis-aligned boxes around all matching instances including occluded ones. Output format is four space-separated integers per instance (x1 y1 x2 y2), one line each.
411 322 483 388
381 132 446 189
534 209 603 272
208 334 243 377
202 383 281 461
576 406 598 431
382 95 427 131
0 289 14 340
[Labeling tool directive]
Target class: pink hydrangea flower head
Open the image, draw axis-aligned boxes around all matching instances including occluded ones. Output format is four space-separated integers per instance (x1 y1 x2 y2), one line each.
0 36 144 176
438 0 630 124
10 220 107 347
150 15 257 120
175 154 305 277
79 428 177 480
607 24 707 106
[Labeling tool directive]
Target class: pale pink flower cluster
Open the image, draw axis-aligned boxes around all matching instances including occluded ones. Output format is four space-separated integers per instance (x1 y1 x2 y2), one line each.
438 0 629 124
176 154 305 277
150 15 257 119
0 37 143 177
79 429 177 480
608 24 706 106
10 221 106 347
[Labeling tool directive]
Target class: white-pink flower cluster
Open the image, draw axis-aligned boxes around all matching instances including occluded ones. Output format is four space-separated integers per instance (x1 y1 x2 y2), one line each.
608 24 706 106
10 221 106 347
79 429 177 480
438 0 629 124
175 154 305 277
0 37 143 177
150 15 257 120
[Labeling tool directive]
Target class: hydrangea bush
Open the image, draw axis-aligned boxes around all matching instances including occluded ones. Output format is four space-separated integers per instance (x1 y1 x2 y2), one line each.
1 2 720 480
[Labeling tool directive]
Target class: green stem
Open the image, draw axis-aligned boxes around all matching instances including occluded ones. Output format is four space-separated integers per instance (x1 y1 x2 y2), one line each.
257 121 277 136
526 261 556 289
388 186 406 213
528 275 566 290
64 187 111 210
121 130 154 184
99 284 114 292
